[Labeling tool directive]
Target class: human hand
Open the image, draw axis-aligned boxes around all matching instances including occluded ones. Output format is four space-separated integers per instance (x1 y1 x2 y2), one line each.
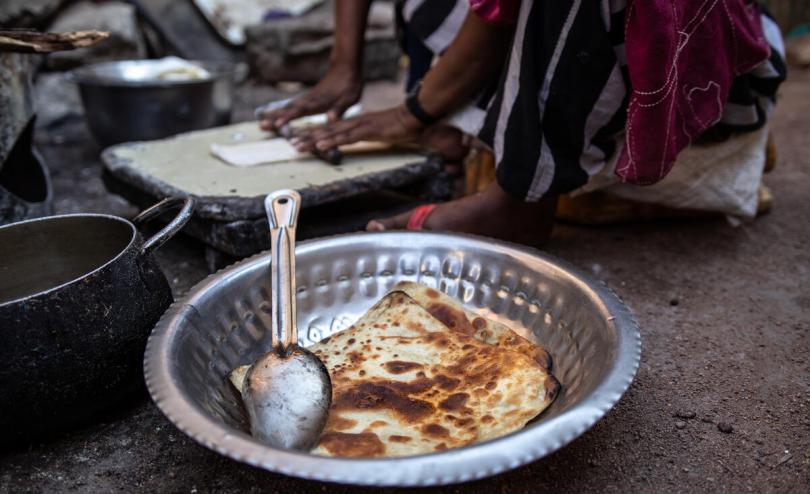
289 105 424 152
259 65 363 131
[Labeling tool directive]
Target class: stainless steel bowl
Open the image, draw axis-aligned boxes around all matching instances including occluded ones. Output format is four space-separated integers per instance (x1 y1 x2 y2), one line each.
144 232 641 486
67 59 237 146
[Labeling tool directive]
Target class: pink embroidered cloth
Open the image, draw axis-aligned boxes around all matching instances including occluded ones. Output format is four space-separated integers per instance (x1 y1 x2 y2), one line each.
616 0 771 184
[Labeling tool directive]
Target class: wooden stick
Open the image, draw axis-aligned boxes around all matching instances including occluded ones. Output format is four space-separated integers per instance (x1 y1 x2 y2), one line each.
0 30 110 54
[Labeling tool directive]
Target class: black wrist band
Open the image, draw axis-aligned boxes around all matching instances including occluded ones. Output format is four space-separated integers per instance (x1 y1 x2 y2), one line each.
405 82 440 126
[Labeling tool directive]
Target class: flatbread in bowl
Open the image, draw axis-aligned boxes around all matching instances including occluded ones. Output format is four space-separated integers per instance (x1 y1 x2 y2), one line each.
231 282 560 458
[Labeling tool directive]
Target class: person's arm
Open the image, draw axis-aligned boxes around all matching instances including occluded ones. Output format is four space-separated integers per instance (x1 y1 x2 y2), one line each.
259 0 373 131
291 11 513 152
330 0 373 77
412 10 511 119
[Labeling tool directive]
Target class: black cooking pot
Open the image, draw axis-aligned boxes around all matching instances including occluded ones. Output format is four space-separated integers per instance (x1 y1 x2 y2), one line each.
0 197 194 440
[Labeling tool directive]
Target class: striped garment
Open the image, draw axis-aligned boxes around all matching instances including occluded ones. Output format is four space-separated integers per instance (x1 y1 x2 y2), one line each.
399 0 469 55
398 0 786 201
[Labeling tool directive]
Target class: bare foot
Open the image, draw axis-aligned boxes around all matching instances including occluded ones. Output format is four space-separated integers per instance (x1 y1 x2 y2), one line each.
367 183 557 246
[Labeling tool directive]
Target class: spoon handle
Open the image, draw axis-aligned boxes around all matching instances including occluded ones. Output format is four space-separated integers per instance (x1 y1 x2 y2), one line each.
264 190 301 354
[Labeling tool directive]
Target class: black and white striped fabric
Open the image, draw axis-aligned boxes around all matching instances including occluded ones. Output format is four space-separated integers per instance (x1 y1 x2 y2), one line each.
712 11 787 135
399 0 469 55
477 0 629 201
397 0 786 202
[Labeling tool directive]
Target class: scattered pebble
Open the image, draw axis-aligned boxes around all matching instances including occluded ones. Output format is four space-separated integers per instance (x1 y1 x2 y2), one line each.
718 422 734 433
675 421 686 429
776 453 792 466
674 410 697 419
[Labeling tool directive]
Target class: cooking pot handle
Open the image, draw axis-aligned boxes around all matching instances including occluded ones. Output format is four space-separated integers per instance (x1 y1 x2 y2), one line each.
133 196 195 256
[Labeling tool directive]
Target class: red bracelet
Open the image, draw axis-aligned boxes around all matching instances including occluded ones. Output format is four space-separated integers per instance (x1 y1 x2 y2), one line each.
406 204 439 231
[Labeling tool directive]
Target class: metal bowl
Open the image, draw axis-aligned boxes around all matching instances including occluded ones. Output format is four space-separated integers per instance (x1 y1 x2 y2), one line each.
67 59 238 146
144 232 641 486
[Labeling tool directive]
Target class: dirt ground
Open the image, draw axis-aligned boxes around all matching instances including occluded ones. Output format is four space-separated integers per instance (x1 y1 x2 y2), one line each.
0 67 808 493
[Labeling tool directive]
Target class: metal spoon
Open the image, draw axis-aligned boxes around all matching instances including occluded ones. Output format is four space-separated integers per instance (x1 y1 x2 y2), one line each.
242 190 332 451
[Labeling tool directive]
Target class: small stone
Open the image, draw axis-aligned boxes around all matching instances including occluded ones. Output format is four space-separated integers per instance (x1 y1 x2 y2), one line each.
776 453 793 465
675 421 686 429
669 298 680 306
674 410 697 419
718 422 733 433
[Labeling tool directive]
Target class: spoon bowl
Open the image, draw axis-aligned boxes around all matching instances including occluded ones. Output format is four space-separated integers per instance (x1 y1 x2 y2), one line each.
243 346 331 450
240 189 331 451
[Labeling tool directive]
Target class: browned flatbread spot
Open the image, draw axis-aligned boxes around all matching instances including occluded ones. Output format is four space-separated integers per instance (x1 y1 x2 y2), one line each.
332 381 435 423
328 415 358 431
422 423 450 438
384 361 423 374
318 432 386 457
439 393 469 411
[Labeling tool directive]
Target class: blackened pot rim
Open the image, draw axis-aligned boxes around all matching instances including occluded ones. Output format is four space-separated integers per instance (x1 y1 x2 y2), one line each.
0 213 138 307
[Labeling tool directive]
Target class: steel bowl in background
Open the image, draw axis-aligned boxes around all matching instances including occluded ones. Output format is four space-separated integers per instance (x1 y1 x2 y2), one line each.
0 197 194 441
144 232 641 486
67 60 240 146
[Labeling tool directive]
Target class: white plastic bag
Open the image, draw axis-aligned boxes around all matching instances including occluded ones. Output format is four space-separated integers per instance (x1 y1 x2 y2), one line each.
576 126 769 220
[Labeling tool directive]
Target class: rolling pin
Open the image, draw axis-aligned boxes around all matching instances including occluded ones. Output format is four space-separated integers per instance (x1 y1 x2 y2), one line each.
254 101 343 165
277 124 343 166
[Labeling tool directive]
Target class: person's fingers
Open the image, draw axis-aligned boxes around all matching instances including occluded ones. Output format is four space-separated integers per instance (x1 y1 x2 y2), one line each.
312 120 373 150
365 209 412 231
326 94 356 123
315 125 370 150
260 105 301 131
289 124 330 151
290 110 379 152
289 122 345 152
302 119 364 148
366 220 386 231
261 91 331 130
326 109 342 123
290 134 316 152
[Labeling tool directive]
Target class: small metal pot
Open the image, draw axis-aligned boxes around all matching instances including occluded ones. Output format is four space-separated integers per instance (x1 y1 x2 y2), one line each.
0 197 194 440
67 60 237 146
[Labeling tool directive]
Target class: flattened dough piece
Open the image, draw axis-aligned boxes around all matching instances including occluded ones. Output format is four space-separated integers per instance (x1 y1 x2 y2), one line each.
211 138 304 167
211 138 395 167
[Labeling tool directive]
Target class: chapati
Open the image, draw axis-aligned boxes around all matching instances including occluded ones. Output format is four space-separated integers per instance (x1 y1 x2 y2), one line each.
231 286 559 458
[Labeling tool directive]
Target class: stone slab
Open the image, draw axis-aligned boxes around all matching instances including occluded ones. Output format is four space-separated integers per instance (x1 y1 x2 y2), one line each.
102 121 439 222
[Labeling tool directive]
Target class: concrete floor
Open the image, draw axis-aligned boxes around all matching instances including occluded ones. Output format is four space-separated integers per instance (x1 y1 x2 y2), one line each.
1 68 808 493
